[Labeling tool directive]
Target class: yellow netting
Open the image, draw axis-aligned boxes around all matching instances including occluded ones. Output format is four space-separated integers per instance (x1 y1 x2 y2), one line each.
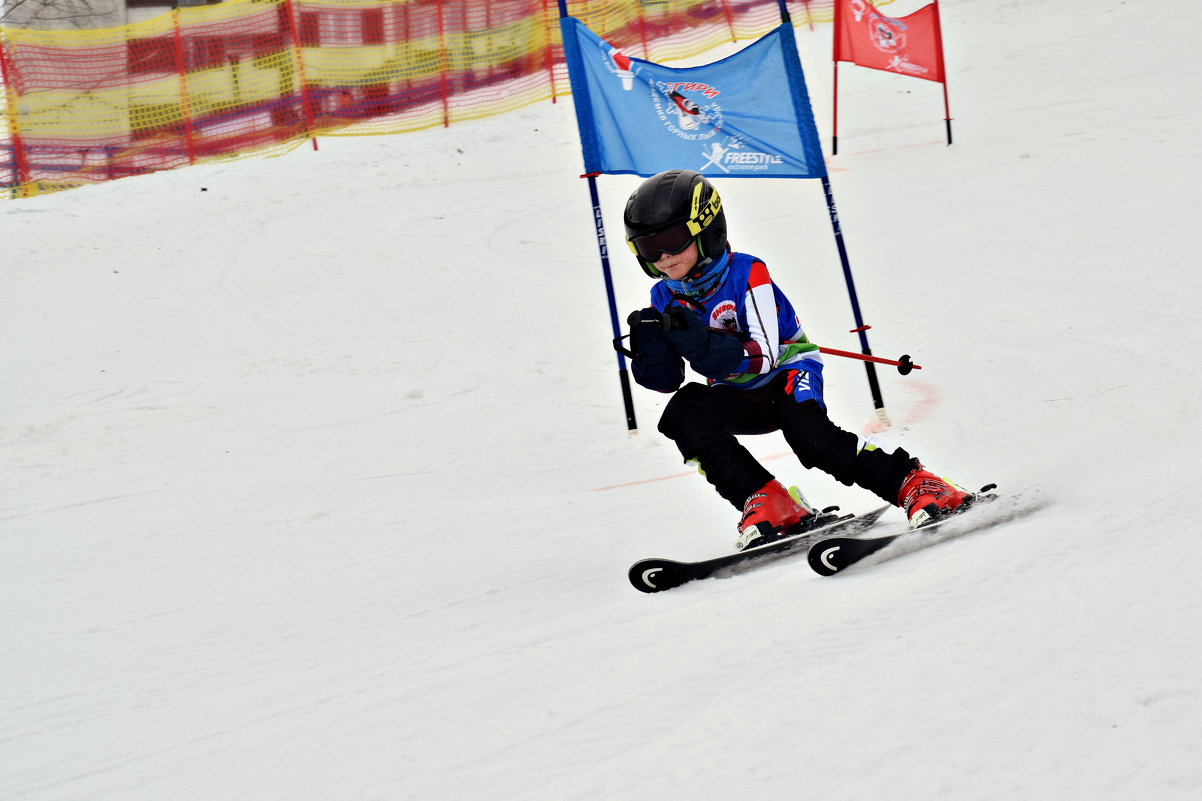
0 0 883 198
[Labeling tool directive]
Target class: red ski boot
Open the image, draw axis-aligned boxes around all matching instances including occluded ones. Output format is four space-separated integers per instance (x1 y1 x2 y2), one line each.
734 480 814 551
898 466 971 529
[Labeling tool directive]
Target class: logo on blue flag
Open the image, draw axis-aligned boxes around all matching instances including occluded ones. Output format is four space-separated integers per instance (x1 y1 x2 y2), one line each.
560 17 827 180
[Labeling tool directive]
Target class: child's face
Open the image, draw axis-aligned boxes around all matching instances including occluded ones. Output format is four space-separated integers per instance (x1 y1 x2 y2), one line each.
653 241 700 281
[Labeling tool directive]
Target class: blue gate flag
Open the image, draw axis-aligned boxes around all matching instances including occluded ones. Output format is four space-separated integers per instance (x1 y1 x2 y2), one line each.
560 16 827 180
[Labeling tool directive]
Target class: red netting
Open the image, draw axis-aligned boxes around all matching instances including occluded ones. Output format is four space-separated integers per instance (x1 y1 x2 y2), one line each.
0 0 850 198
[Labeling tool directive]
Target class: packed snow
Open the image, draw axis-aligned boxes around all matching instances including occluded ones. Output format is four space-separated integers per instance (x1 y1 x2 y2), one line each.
4 0 1202 798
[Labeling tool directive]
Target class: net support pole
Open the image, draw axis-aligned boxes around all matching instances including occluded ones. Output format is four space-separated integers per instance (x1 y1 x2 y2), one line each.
170 11 198 165
435 0 451 127
280 0 318 147
0 34 31 198
541 0 558 102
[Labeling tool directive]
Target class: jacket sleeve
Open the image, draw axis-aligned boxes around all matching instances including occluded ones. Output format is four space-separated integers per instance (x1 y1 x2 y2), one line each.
704 259 812 384
734 259 783 379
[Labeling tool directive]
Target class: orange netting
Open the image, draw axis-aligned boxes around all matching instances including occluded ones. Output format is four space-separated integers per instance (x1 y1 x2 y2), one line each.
0 0 865 198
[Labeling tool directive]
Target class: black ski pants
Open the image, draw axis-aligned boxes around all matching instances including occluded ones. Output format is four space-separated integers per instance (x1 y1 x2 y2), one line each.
657 374 916 510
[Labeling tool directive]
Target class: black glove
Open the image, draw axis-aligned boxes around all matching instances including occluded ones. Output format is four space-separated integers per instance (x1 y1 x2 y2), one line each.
627 307 675 362
623 307 686 392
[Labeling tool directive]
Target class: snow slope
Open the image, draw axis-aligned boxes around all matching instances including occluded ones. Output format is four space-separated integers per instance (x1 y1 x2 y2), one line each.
4 1 1202 798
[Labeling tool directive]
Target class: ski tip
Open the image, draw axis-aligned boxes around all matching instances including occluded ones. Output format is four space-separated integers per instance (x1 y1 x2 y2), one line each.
808 531 902 576
808 540 845 576
628 559 682 593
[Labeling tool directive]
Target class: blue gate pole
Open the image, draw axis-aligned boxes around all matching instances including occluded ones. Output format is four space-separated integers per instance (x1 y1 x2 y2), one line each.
560 0 638 431
821 175 888 421
586 173 639 432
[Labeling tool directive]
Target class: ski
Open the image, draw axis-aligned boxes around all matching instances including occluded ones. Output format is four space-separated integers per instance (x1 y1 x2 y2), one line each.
629 505 891 593
808 485 1023 576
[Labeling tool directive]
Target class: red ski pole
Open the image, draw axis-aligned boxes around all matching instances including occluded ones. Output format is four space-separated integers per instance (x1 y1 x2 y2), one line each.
818 346 920 375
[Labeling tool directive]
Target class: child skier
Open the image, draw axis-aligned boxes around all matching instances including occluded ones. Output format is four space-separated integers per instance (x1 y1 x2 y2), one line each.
621 169 970 551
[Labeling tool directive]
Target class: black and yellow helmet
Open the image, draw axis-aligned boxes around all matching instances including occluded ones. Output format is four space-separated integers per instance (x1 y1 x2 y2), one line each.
623 170 728 278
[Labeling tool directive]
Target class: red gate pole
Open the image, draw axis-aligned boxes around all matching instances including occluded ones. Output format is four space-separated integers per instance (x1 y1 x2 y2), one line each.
831 0 841 154
832 60 839 155
934 0 952 145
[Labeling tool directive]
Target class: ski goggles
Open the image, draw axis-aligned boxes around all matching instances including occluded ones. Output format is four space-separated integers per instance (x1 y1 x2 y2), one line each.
627 223 695 264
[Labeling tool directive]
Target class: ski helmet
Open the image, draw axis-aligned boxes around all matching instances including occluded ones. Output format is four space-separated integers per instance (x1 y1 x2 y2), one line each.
623 170 728 279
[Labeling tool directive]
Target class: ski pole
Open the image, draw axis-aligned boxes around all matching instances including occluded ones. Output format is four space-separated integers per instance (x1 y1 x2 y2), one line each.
615 307 921 375
818 346 919 375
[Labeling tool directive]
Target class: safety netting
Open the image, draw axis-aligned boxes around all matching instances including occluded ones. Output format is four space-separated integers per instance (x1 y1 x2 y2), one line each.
0 0 861 198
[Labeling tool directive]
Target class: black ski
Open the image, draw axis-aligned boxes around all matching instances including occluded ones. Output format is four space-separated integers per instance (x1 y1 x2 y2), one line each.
808 485 1013 576
629 505 890 593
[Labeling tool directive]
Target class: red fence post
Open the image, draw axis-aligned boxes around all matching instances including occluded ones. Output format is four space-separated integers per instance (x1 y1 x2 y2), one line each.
636 0 650 58
170 10 198 164
719 0 737 43
541 0 557 102
0 34 32 198
280 0 318 145
435 0 451 127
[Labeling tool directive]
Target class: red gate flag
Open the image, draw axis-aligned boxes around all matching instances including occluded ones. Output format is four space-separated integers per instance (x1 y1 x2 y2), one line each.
831 0 952 152
834 0 945 84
